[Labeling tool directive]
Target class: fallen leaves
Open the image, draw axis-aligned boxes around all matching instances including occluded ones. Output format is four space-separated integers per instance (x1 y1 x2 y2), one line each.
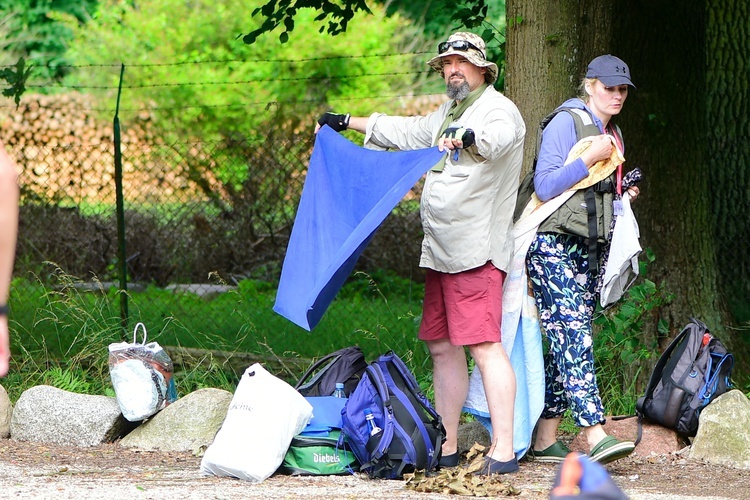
404 443 521 497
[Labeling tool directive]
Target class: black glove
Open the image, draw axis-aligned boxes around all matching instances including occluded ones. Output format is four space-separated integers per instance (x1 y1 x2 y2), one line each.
440 125 475 148
317 112 350 132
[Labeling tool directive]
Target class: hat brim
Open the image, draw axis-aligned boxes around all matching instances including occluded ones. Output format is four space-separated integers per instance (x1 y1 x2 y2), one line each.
427 50 498 83
597 75 636 89
567 137 625 191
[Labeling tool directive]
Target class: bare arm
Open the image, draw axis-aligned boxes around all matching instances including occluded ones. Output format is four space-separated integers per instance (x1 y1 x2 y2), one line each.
344 116 368 134
0 141 19 376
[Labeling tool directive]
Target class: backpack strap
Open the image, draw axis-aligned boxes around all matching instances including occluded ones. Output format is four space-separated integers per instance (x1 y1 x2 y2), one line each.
635 322 698 441
294 346 361 391
564 108 604 272
533 107 599 167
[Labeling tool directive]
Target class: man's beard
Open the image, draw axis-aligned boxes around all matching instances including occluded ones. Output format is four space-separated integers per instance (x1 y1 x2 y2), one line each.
446 81 470 100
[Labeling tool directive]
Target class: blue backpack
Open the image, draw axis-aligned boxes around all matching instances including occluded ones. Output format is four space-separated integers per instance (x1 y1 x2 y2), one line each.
340 351 445 479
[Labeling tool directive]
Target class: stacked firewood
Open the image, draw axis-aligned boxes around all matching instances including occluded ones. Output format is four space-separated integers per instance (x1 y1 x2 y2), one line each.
0 93 187 204
0 92 155 148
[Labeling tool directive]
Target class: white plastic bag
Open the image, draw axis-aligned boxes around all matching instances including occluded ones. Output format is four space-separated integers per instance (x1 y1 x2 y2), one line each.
108 322 177 422
600 193 641 307
200 363 313 483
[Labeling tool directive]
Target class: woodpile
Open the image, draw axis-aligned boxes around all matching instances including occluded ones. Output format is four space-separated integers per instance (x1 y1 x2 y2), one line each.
0 93 154 148
0 92 447 206
0 92 211 205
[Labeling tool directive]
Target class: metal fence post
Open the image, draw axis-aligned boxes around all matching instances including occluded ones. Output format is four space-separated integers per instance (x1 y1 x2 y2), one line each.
113 63 128 330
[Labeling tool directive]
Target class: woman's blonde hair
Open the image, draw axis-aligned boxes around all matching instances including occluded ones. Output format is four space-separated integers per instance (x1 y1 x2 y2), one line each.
578 77 597 102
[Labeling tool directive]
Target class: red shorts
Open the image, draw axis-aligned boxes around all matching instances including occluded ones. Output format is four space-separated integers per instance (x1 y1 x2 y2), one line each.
418 261 506 346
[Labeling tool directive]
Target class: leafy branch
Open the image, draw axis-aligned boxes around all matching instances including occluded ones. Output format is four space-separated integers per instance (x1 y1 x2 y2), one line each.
240 0 493 45
0 57 32 107
242 0 373 44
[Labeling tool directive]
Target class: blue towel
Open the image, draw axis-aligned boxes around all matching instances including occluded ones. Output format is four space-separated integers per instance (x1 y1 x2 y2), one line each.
463 293 544 458
299 396 347 435
274 125 444 331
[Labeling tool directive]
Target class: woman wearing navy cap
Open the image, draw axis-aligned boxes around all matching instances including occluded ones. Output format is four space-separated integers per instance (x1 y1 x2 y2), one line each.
525 55 641 465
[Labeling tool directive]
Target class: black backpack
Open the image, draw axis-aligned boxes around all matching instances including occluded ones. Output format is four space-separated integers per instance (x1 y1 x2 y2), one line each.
636 318 734 438
295 346 368 397
340 351 446 479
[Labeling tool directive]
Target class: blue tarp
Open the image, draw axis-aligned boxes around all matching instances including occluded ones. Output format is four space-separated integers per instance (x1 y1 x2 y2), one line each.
273 126 444 331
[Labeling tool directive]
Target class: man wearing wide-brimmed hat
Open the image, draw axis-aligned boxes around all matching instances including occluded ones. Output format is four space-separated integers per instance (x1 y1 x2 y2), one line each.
316 31 525 474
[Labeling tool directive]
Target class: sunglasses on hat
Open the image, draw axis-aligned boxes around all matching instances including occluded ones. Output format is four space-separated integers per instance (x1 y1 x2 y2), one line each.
438 39 482 55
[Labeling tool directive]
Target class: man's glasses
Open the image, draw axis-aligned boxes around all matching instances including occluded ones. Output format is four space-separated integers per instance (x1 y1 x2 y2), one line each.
438 40 483 55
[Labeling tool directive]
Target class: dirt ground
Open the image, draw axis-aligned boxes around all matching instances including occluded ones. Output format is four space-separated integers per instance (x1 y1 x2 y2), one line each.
0 439 748 499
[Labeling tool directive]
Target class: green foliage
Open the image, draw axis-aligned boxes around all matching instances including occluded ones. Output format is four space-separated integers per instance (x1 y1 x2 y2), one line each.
593 249 675 414
5 265 121 401
241 0 509 88
0 0 98 81
43 366 95 394
0 56 32 106
59 0 426 142
7 265 431 401
245 0 373 44
243 0 498 43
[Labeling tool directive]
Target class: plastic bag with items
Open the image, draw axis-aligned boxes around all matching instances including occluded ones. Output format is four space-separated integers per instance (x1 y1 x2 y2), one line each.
108 322 178 422
200 363 313 482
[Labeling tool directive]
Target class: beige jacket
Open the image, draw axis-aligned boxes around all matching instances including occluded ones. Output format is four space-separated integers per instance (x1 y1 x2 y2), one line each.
364 86 525 274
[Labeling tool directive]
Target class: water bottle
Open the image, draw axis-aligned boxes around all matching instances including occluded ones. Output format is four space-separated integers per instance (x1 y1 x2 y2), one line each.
333 382 346 398
364 408 382 436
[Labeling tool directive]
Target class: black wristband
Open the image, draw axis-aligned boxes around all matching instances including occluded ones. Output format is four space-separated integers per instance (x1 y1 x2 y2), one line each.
0 304 9 316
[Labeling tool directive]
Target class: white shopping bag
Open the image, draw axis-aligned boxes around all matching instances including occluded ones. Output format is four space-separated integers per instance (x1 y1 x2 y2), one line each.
108 322 177 422
200 363 313 483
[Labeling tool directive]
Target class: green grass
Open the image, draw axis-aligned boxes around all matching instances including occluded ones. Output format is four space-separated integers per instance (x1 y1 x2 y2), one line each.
5 266 431 403
4 261 678 425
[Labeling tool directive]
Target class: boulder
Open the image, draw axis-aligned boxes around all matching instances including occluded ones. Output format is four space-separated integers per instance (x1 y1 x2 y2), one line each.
689 390 750 470
120 388 233 454
0 384 12 438
11 385 134 447
457 419 491 452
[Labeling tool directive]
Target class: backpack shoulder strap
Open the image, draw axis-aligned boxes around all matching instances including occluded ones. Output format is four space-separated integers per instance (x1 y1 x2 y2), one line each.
639 324 693 404
533 106 600 170
294 346 361 390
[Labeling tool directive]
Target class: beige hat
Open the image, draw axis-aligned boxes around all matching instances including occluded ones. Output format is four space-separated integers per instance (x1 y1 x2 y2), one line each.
427 32 499 83
567 136 625 190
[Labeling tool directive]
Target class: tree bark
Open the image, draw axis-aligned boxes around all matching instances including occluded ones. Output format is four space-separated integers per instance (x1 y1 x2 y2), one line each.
506 0 613 174
706 0 750 327
507 0 749 374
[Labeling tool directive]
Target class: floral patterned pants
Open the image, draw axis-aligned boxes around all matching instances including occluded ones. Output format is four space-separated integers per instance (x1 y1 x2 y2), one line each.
526 232 605 427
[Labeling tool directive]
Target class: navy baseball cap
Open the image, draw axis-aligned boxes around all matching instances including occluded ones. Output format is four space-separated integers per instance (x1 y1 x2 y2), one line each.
586 55 636 89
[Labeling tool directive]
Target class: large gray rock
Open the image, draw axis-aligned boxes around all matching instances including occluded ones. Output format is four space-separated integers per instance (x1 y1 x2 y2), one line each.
11 385 133 447
689 389 750 469
120 388 232 454
0 384 11 438
457 419 491 452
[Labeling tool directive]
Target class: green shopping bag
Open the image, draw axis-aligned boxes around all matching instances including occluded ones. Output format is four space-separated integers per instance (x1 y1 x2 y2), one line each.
279 429 359 476
277 396 360 476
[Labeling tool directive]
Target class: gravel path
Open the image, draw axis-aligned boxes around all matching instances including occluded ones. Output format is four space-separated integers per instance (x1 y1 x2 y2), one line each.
0 439 747 499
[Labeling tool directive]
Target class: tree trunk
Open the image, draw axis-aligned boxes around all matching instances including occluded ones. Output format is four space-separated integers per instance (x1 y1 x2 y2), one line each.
610 1 744 359
506 0 613 174
506 0 749 375
706 0 750 328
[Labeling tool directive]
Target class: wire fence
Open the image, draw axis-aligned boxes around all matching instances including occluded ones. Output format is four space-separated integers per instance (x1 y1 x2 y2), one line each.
3 57 448 356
